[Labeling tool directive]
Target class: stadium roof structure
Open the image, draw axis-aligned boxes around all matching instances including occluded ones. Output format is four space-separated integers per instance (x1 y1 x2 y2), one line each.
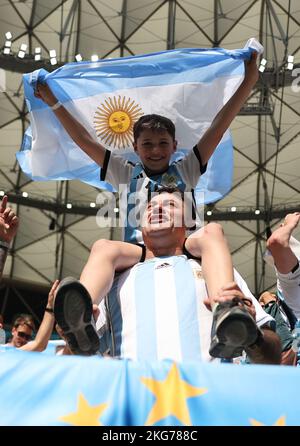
0 0 299 325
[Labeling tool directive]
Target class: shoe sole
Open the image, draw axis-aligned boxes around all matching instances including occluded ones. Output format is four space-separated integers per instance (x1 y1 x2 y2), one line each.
210 307 258 359
54 281 100 356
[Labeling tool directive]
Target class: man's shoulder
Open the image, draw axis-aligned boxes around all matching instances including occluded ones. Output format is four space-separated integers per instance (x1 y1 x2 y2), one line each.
109 150 137 166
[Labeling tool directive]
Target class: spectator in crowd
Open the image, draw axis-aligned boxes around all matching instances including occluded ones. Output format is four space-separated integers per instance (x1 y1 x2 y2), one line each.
0 195 19 281
259 290 297 365
266 212 300 318
6 314 36 348
0 194 18 345
4 281 59 352
0 193 58 353
19 280 59 352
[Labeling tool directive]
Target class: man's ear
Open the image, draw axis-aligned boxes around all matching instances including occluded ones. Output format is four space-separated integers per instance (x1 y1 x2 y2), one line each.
173 140 178 152
133 142 137 152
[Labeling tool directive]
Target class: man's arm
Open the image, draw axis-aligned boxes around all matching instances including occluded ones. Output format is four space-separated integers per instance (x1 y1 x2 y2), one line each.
35 84 106 167
0 195 19 281
196 52 259 166
245 326 281 365
20 280 59 352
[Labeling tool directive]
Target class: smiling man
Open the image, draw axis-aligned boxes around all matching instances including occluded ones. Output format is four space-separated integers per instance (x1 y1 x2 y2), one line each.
54 188 281 364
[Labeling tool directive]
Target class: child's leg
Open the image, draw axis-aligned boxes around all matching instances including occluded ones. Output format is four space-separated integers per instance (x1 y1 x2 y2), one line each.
80 239 142 304
186 224 261 360
185 223 235 309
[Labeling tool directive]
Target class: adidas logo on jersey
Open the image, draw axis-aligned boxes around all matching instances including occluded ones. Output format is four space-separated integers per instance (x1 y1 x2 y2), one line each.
155 262 171 270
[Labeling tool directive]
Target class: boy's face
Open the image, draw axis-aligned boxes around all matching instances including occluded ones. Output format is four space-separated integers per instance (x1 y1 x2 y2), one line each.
133 129 177 174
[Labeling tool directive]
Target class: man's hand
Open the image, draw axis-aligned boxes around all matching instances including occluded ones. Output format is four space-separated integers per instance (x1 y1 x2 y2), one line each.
204 281 256 320
34 83 58 107
0 195 19 243
244 51 259 86
218 282 256 320
46 280 60 310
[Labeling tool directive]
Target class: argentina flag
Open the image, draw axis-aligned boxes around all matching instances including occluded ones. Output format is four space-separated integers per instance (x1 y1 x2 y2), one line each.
18 44 257 203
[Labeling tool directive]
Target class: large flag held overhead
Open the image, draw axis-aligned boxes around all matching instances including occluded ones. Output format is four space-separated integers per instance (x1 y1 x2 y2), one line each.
0 349 299 426
18 45 257 203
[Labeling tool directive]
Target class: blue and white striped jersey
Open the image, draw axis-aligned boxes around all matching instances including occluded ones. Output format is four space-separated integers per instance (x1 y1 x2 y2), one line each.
100 147 206 243
106 255 273 362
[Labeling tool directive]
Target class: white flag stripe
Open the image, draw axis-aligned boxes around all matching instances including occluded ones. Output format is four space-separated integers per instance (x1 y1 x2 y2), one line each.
154 261 182 361
119 268 138 359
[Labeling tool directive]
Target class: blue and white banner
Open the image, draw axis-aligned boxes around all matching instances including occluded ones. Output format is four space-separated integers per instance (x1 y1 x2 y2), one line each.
18 47 254 203
0 349 298 426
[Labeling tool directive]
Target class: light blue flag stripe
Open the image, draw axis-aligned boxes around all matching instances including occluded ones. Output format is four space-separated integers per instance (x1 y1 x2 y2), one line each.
18 47 253 204
196 138 234 202
0 349 300 426
24 48 249 108
134 261 157 361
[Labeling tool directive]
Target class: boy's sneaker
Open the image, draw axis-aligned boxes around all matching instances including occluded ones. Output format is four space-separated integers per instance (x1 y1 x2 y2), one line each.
209 298 259 359
54 277 100 356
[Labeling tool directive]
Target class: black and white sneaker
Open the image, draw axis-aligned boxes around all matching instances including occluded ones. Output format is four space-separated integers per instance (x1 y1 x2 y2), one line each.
54 277 100 356
209 297 259 359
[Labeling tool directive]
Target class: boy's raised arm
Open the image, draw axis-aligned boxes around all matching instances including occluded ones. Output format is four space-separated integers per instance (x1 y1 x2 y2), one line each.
196 52 259 166
35 84 107 167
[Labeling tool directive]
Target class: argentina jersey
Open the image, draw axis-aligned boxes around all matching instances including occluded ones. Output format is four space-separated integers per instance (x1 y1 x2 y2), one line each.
106 256 209 361
105 256 273 362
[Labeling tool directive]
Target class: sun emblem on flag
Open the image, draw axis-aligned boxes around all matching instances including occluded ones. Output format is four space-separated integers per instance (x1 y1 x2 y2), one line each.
93 96 144 149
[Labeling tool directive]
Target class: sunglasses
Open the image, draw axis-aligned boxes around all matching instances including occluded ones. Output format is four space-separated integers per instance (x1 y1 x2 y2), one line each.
17 331 32 341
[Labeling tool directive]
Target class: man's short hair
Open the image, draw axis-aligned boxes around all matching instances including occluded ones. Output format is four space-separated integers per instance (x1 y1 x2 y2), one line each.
133 114 176 142
12 314 35 331
153 185 184 198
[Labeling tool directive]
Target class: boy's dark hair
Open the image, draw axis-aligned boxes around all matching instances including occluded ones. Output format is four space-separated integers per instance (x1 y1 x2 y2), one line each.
133 114 176 142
